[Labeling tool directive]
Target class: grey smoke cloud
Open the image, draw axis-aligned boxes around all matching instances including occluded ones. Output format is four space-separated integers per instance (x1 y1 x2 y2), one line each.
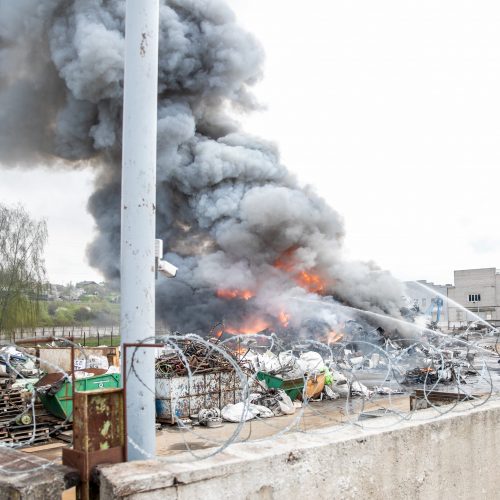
0 0 405 334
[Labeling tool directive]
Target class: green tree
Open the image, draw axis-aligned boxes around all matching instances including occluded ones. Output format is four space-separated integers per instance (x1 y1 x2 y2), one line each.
0 204 48 333
74 306 96 323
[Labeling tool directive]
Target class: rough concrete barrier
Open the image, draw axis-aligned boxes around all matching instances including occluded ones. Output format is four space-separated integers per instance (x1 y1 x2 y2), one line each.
99 399 500 500
0 446 79 499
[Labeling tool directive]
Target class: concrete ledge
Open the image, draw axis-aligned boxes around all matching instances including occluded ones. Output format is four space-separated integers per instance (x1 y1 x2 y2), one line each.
100 399 500 500
0 446 79 499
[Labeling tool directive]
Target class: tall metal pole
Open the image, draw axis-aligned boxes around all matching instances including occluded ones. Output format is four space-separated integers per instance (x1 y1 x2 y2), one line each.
121 0 159 461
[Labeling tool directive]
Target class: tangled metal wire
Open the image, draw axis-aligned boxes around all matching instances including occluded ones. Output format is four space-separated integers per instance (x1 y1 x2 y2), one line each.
0 338 87 475
0 318 499 475
126 321 500 463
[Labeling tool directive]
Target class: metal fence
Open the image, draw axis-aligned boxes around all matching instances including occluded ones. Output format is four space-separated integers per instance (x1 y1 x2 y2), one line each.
0 326 120 346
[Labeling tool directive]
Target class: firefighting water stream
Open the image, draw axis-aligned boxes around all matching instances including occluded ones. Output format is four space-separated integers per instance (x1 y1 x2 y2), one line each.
1 3 500 467
0 0 407 337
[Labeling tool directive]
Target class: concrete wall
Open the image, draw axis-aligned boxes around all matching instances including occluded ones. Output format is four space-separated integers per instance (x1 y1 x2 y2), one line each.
0 446 79 499
39 347 119 372
99 399 500 500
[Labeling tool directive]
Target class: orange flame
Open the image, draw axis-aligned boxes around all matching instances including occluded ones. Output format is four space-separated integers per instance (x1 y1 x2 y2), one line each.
274 248 327 294
273 247 297 273
233 346 248 356
296 270 326 294
216 289 254 301
278 310 290 327
225 317 270 335
326 331 344 344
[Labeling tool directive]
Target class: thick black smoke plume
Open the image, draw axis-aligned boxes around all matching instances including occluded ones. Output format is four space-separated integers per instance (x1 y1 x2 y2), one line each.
0 0 404 334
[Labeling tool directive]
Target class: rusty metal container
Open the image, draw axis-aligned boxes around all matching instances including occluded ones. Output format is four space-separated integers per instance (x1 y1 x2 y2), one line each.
155 371 241 423
63 387 125 498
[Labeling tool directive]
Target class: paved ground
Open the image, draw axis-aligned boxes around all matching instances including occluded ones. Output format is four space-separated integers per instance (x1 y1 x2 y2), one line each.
24 394 410 463
155 395 411 456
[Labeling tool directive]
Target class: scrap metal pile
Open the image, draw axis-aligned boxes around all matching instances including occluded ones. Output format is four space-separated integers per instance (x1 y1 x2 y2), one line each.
0 342 118 449
153 322 500 427
154 337 250 377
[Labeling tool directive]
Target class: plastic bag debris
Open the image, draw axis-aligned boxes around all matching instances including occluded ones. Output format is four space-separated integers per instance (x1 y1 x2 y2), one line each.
297 351 325 374
221 402 274 422
324 385 340 400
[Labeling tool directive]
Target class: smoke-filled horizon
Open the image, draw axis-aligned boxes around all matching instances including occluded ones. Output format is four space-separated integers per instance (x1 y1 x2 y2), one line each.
0 0 405 334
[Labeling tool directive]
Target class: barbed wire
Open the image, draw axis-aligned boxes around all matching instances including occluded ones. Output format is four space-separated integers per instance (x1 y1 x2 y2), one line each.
0 320 498 475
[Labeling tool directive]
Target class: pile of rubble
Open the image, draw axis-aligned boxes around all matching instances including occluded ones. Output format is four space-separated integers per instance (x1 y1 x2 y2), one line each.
155 338 245 377
0 342 120 449
153 325 500 427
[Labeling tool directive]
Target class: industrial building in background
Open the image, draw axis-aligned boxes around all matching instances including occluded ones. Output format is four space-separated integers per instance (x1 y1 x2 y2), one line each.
405 267 500 329
404 280 449 328
447 268 500 328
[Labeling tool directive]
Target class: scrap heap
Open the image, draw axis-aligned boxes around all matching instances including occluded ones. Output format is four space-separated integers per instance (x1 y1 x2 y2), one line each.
153 320 500 426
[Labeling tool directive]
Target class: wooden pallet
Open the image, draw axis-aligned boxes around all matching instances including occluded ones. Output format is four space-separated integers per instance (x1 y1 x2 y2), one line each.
9 425 50 443
0 386 71 447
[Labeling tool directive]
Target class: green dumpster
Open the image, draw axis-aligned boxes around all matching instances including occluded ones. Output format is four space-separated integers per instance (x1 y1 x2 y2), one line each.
256 371 304 401
36 372 121 420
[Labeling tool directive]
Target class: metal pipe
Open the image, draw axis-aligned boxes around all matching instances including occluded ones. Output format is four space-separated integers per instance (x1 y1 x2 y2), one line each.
120 0 160 461
122 343 163 461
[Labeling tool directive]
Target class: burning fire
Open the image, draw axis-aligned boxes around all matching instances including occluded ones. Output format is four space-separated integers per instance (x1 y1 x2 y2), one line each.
296 270 326 294
326 331 344 344
274 248 327 294
278 310 290 327
216 289 254 300
214 248 330 336
224 317 270 335
233 345 249 356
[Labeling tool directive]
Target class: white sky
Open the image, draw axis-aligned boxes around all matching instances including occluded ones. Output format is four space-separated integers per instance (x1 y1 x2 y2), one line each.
1 0 499 285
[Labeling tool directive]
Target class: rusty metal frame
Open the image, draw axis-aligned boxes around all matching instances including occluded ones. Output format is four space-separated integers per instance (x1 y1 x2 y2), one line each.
62 387 125 499
155 369 239 424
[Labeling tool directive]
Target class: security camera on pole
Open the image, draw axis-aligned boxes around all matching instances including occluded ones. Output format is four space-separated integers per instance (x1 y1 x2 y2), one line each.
121 0 160 461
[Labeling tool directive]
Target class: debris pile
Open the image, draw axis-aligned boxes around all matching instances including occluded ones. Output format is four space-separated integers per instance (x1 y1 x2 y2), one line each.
155 338 247 377
151 323 500 428
0 346 41 380
0 340 119 450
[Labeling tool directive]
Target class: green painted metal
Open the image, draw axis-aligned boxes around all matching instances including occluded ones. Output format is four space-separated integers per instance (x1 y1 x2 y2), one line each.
256 371 304 401
38 374 121 420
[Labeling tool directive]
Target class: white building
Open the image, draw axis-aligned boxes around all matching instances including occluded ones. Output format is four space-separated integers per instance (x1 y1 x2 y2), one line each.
404 280 449 328
447 268 500 327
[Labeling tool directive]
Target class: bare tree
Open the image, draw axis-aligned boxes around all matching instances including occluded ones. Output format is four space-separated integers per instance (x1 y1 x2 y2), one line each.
0 204 48 333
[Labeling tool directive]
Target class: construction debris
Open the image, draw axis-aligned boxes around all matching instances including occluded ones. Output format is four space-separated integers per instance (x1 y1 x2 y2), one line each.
155 338 243 377
0 342 121 450
197 408 223 427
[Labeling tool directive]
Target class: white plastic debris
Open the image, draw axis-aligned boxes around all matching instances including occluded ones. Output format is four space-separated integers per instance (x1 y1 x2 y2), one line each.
332 379 350 397
324 385 340 400
375 386 404 395
256 350 281 373
369 353 380 369
330 370 347 383
297 351 325 374
277 351 303 379
350 356 364 366
73 355 108 371
276 390 295 415
351 381 373 399
221 402 274 422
